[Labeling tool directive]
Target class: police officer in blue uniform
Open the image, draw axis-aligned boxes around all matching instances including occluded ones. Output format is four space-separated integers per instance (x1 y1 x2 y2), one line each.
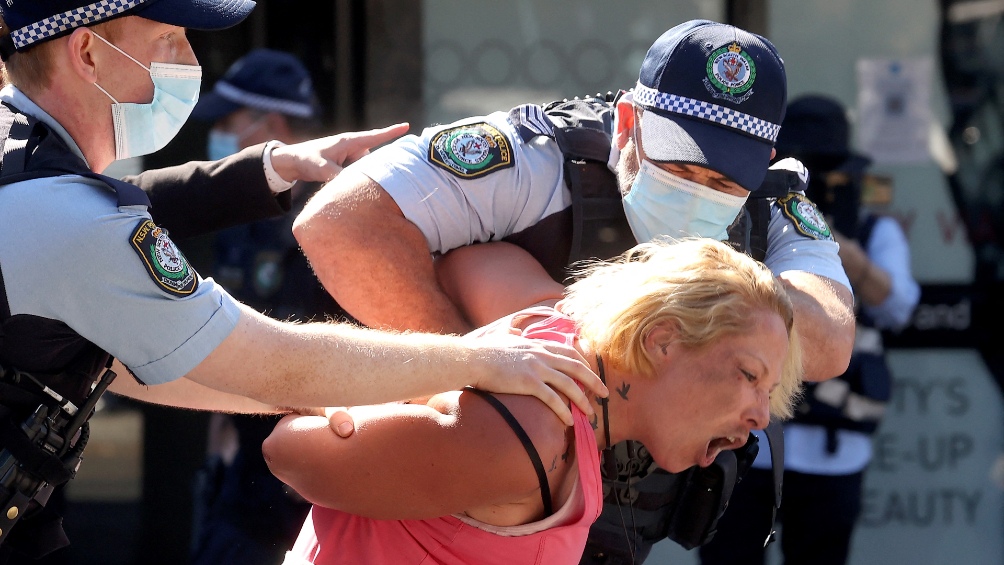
295 20 857 564
0 1 605 560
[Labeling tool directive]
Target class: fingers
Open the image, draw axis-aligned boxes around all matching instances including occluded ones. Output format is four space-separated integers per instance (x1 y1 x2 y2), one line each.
538 343 608 400
341 122 410 161
523 379 575 427
325 406 356 438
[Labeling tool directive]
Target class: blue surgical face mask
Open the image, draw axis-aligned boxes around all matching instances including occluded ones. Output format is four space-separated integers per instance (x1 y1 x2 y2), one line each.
206 115 269 161
92 32 202 160
622 158 749 242
206 130 240 161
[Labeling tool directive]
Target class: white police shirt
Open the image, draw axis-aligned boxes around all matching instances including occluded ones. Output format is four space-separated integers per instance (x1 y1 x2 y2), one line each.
352 109 851 288
0 86 241 385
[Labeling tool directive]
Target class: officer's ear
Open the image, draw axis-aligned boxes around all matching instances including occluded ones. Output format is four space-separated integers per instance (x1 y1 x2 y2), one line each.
613 98 638 151
64 27 102 83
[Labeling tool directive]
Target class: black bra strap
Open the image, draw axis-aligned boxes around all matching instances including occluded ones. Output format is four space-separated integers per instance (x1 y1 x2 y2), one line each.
467 388 553 517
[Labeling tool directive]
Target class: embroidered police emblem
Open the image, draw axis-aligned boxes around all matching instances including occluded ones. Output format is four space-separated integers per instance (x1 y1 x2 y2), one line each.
778 194 834 241
704 42 756 104
429 122 514 179
129 219 199 297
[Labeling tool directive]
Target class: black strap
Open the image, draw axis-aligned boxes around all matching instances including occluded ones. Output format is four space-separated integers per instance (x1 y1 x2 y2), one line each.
0 103 151 209
762 420 785 547
858 213 880 247
466 388 553 517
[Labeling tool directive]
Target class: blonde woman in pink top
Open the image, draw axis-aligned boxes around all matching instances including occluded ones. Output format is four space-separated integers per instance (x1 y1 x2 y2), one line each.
263 238 804 565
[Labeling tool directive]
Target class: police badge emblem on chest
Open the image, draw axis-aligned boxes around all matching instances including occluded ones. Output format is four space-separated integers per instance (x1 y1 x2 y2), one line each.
129 219 199 296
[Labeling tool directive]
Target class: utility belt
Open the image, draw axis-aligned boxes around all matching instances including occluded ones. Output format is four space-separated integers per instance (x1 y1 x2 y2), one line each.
794 325 891 442
0 360 116 560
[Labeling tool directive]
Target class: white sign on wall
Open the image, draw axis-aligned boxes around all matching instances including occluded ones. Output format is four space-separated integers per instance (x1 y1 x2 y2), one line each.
849 349 1004 564
857 58 934 164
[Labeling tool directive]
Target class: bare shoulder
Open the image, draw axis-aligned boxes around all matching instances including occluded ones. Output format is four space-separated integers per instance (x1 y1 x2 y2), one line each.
452 388 578 525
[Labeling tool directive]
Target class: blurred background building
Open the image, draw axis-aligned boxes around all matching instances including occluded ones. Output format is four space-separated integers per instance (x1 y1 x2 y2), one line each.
69 1 1004 563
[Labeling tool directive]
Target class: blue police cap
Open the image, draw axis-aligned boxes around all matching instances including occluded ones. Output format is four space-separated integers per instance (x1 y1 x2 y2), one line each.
0 0 255 59
634 20 788 191
192 48 316 122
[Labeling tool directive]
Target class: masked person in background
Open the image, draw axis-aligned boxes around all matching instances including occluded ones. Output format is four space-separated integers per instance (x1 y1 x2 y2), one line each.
698 94 920 565
187 48 349 565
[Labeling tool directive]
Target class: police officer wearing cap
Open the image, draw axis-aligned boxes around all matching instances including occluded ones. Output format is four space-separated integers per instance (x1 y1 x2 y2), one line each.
698 95 920 565
189 49 349 565
0 1 606 560
294 19 856 564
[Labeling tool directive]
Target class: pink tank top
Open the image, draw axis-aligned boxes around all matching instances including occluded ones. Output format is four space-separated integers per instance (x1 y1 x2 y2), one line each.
283 309 602 565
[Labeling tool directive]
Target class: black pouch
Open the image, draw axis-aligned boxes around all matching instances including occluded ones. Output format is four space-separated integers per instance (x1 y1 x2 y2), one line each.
796 351 892 434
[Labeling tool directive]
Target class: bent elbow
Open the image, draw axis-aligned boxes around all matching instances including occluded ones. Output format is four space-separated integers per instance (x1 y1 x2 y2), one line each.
823 326 855 380
261 426 290 481
291 200 335 255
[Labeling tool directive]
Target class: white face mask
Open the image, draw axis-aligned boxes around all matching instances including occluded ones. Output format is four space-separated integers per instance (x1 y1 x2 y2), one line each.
622 158 749 243
92 32 202 160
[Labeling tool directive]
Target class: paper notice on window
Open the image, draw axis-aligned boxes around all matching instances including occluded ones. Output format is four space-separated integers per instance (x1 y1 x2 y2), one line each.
856 58 933 164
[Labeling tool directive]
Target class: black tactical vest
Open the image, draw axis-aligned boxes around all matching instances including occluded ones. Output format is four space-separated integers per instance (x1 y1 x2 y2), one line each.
0 102 148 559
505 94 797 563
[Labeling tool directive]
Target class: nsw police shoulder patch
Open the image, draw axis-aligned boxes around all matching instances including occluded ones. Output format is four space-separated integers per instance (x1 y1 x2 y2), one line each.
129 219 199 297
778 193 834 241
428 122 514 179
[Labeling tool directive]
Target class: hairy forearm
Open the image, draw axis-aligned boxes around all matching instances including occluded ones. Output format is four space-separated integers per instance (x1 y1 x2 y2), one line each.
778 271 855 381
187 306 496 409
108 360 284 414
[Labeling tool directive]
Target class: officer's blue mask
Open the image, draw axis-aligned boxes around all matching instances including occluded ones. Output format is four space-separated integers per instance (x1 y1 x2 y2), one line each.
622 124 748 242
206 130 240 161
91 32 202 161
206 115 269 161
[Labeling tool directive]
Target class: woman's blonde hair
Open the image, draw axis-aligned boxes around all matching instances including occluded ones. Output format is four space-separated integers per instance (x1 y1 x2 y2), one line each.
560 238 803 419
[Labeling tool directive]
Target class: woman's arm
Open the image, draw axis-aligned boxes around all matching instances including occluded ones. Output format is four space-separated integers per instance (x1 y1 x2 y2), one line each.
436 241 566 327
262 390 570 521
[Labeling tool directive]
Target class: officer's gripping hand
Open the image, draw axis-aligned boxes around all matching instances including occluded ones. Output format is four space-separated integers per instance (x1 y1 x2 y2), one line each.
464 333 607 427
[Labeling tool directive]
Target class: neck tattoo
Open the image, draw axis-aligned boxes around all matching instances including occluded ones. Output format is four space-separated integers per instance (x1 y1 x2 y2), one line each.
596 354 611 449
596 353 637 565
